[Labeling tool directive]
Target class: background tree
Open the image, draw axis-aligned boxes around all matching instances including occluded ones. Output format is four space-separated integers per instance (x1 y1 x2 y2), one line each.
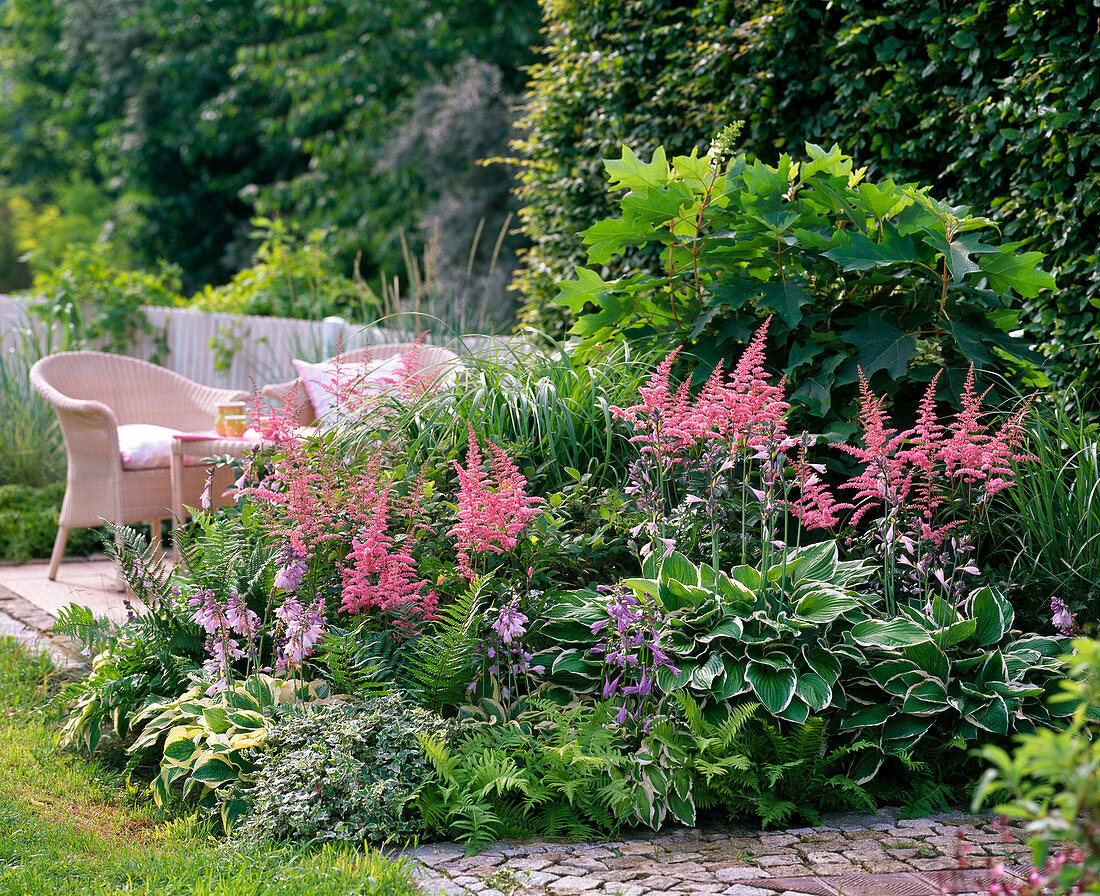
514 0 1100 385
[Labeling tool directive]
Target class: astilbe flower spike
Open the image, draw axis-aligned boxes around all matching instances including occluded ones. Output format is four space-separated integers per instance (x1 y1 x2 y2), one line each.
448 427 546 580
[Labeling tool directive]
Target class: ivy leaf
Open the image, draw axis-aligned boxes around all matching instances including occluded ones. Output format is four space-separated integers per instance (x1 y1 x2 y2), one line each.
823 230 918 271
977 246 1057 298
857 179 910 220
605 145 670 191
839 313 916 381
755 277 813 329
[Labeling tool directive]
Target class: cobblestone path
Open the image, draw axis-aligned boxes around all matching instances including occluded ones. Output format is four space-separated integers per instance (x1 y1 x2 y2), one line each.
404 809 1033 896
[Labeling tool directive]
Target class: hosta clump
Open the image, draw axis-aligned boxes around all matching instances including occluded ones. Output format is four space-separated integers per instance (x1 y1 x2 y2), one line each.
234 693 455 845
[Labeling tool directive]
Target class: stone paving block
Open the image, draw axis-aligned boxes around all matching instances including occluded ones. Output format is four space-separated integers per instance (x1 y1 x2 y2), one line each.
517 870 561 887
717 885 773 896
599 884 645 896
633 875 683 890
715 867 770 883
509 857 552 873
549 875 603 893
908 856 962 872
755 854 800 868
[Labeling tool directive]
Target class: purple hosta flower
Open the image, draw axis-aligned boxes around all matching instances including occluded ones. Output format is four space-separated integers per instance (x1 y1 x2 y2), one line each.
476 598 545 700
273 547 307 593
591 585 679 730
275 594 326 669
189 587 261 691
1051 595 1075 636
492 600 528 644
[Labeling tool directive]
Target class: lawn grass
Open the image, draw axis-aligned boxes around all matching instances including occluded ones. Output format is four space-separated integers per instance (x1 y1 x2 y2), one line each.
0 637 423 896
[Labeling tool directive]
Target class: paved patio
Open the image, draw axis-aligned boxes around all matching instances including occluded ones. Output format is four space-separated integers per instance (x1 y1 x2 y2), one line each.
1 556 1033 896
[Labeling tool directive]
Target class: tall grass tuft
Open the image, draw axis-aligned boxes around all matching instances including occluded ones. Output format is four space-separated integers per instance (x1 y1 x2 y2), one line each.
988 387 1100 626
0 326 66 487
354 339 657 493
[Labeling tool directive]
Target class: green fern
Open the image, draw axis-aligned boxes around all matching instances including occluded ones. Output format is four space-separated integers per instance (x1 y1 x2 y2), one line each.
317 623 413 697
408 584 484 711
103 521 172 609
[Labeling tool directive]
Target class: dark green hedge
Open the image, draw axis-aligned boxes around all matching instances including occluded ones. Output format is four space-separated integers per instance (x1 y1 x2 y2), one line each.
514 0 1099 382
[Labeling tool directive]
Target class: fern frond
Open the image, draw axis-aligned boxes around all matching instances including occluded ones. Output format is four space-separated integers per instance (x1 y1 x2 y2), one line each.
103 522 172 609
408 585 483 710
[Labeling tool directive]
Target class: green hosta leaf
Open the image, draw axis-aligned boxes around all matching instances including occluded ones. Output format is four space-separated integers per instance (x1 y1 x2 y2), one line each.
970 586 1007 646
803 647 842 685
903 641 950 681
850 618 932 649
605 145 670 191
794 585 860 624
903 679 950 715
881 715 935 753
622 578 660 600
866 658 921 689
202 706 231 735
823 230 918 270
728 565 763 592
746 662 797 714
776 699 811 724
225 709 267 731
838 703 892 730
977 246 1056 298
940 618 978 647
657 663 695 694
163 728 199 763
783 540 839 585
659 552 700 588
691 653 725 691
795 672 833 711
699 618 745 643
965 695 1010 735
190 753 239 788
714 662 749 699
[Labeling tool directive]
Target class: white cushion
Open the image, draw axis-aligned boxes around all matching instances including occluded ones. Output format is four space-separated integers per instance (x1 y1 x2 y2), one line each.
118 424 184 470
292 356 407 424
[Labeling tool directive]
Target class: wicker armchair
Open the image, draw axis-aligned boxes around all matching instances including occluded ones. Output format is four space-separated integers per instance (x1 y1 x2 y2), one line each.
30 351 249 580
261 342 460 426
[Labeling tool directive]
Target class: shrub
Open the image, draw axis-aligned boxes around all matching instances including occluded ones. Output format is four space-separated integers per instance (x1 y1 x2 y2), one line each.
236 694 455 844
555 140 1054 439
514 0 1100 386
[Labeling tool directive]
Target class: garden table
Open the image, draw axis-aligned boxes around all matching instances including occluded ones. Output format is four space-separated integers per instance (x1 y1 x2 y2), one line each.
169 431 262 528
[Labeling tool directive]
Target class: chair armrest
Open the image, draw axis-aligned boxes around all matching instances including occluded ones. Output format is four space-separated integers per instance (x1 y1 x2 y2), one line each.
30 366 119 429
262 378 298 404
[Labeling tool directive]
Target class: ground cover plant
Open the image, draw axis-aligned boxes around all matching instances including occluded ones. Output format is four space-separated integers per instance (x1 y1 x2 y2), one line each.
0 636 421 896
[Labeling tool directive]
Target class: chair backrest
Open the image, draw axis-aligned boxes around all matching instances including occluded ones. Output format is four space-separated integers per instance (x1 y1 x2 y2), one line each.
30 351 230 430
264 342 460 425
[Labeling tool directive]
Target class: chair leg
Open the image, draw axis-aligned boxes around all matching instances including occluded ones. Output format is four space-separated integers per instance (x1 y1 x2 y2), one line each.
150 519 163 557
48 527 69 580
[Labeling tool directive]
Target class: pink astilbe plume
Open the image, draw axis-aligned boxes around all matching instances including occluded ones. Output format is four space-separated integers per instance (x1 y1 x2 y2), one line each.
339 459 437 620
839 369 911 525
941 365 1032 500
449 427 547 580
704 316 789 450
248 386 300 444
610 346 697 463
785 444 844 530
